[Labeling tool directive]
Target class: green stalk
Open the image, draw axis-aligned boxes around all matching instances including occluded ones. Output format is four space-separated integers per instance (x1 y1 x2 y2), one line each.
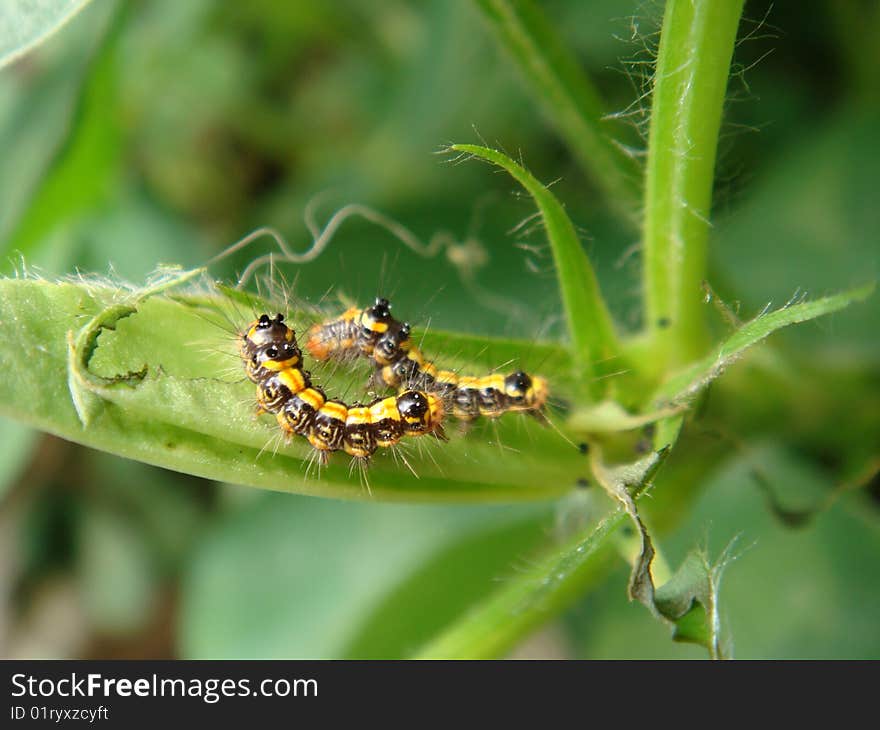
643 0 745 366
414 509 624 659
472 0 641 225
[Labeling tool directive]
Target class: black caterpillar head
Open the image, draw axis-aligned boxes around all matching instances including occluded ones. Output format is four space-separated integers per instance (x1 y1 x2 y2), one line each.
368 297 393 323
243 313 302 375
374 321 411 365
503 371 533 404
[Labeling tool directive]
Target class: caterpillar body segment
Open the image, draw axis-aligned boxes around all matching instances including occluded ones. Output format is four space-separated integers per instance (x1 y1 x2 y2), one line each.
277 386 327 437
308 399 349 455
342 404 376 459
240 313 445 465
240 313 303 383
305 297 395 361
306 301 550 422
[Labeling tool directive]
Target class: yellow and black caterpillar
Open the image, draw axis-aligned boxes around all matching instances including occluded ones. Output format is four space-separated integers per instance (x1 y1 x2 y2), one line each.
305 298 549 421
240 313 446 464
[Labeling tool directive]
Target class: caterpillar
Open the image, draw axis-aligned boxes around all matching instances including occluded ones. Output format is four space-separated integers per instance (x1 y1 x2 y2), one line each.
305 299 549 422
302 297 396 362
241 312 446 465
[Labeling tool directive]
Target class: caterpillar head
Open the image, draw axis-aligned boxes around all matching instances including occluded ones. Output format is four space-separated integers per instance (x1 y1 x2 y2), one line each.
241 313 302 381
396 390 445 439
503 371 548 413
359 297 395 336
373 321 412 366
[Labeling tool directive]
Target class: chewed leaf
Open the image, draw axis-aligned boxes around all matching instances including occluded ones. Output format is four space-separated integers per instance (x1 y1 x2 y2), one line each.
0 275 583 503
589 446 670 608
653 540 742 659
653 283 876 407
589 445 741 659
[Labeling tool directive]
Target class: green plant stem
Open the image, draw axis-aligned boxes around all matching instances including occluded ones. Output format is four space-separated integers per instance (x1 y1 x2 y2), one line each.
414 508 624 659
643 0 745 367
472 0 641 225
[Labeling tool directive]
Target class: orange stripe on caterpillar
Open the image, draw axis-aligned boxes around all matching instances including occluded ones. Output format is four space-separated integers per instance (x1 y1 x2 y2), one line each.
241 312 445 464
306 302 550 421
305 298 394 361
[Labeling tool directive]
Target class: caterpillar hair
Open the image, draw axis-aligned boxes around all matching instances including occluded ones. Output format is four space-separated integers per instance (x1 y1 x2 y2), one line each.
241 312 446 466
305 299 549 422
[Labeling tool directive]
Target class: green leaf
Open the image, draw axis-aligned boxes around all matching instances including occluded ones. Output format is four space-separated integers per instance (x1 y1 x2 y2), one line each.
343 511 551 658
4 0 122 260
642 0 746 365
566 444 880 659
414 509 621 659
414 448 667 659
471 0 640 224
653 541 739 659
0 275 584 503
180 496 542 658
589 446 670 609
711 109 880 358
448 143 620 398
0 14 103 246
0 0 95 70
653 283 876 407
591 447 739 659
663 445 880 659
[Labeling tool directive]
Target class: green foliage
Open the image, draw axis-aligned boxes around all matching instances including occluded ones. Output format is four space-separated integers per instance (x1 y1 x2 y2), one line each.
471 0 641 224
0 0 877 660
416 447 667 659
653 542 738 659
449 143 621 397
652 283 876 410
0 276 578 502
182 498 549 658
5 1 122 259
643 0 745 366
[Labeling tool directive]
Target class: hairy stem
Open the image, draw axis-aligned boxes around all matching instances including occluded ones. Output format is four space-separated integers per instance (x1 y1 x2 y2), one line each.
472 0 641 226
643 0 745 367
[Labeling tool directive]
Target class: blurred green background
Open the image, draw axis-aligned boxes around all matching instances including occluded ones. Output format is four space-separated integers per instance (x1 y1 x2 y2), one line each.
0 0 877 659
